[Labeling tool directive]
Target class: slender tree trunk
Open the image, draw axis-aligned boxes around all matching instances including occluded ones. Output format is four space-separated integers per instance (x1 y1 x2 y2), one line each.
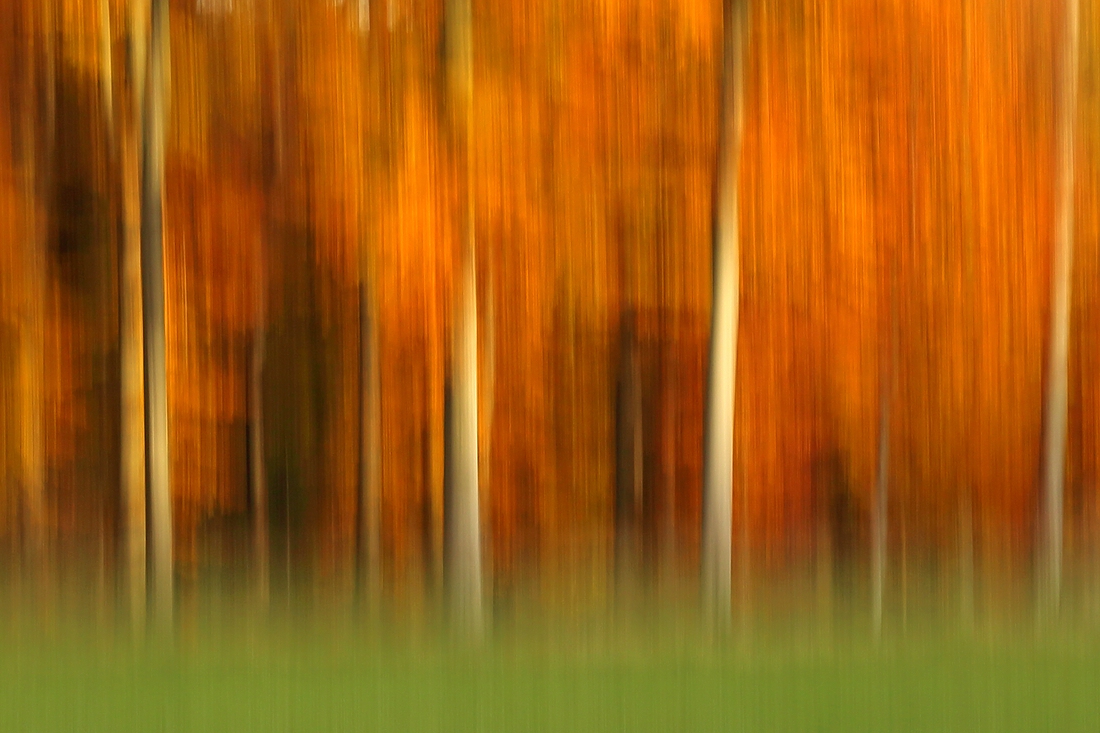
18 0 55 602
615 313 643 606
480 263 495 603
446 248 482 636
120 0 150 639
958 0 977 632
1039 0 1079 620
443 0 482 637
141 0 173 633
355 10 383 611
250 251 269 610
102 0 146 635
871 358 891 640
358 261 382 607
701 0 747 629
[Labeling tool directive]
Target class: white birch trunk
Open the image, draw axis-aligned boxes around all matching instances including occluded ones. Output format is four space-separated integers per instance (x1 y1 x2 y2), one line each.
444 0 483 637
701 0 747 628
1039 0 1079 619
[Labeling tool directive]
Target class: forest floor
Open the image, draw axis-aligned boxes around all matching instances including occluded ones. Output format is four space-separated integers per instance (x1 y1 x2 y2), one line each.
0 597 1098 732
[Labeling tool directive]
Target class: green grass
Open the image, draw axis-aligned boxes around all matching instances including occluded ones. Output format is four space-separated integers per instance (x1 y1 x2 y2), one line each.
0 607 1098 732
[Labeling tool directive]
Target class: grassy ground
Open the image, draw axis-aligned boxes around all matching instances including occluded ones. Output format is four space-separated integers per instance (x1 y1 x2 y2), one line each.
0 600 1098 733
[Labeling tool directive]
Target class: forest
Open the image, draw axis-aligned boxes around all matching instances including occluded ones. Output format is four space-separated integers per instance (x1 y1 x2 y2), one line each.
0 0 1098 646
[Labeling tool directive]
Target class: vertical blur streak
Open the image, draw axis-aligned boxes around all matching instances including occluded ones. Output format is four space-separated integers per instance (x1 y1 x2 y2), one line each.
702 0 746 631
871 281 896 640
250 229 269 610
958 0 976 633
17 0 53 598
117 0 148 638
1039 0 1080 620
358 10 383 604
359 262 382 606
444 0 484 637
142 0 173 633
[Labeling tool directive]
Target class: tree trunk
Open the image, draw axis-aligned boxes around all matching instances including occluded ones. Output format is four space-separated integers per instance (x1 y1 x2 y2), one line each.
701 0 747 629
17 0 55 604
250 252 269 610
358 266 382 607
1039 0 1079 620
141 0 173 634
446 248 482 636
615 313 644 606
443 0 482 637
958 0 977 633
119 0 149 638
871 366 891 640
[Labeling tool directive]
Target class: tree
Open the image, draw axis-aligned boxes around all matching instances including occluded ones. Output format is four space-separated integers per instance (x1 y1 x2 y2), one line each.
16 0 53 595
958 0 976 631
443 0 483 637
355 0 384 612
615 310 644 604
871 320 895 639
1039 0 1080 619
139 0 174 632
106 0 149 637
701 0 747 628
250 231 270 610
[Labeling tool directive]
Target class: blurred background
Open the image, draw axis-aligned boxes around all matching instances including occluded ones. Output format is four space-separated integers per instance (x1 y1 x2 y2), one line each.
0 0 1098 645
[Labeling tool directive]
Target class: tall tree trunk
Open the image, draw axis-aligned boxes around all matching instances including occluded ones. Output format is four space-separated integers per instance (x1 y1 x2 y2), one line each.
250 250 269 610
104 0 147 635
1039 0 1079 620
958 0 977 632
615 313 644 606
355 10 382 612
443 0 483 637
358 257 382 607
871 355 891 639
121 0 149 638
18 0 55 602
141 0 173 633
701 0 747 629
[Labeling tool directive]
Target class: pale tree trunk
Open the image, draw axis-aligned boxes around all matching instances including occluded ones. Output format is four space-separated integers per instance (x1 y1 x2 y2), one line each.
121 0 149 638
446 252 483 636
870 97 908 644
1039 0 1079 620
142 0 173 634
443 0 483 638
701 0 747 630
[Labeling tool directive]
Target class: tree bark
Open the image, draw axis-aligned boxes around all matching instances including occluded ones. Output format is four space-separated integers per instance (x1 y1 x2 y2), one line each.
1039 0 1079 620
701 0 747 630
250 250 269 610
871 361 891 640
358 264 382 607
615 313 644 605
141 0 173 634
443 0 483 638
17 0 55 602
